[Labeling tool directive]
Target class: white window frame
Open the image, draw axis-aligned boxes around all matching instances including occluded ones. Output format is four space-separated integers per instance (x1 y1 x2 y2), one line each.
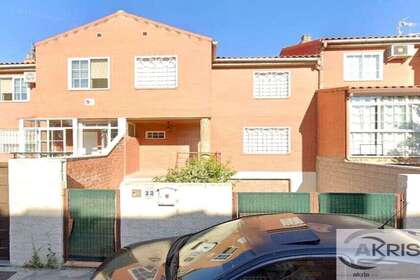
67 57 111 91
252 70 291 99
0 75 30 102
349 96 420 157
145 131 166 140
243 127 291 155
343 51 384 81
134 55 178 89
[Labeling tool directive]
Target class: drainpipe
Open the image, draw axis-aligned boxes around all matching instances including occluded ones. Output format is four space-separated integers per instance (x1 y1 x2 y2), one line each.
345 91 352 161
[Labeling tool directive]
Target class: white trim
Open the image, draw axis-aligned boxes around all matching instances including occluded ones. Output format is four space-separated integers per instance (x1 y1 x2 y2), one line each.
343 51 384 81
242 126 291 155
0 75 31 102
252 70 291 99
214 57 319 62
67 57 111 91
134 55 178 89
145 130 166 139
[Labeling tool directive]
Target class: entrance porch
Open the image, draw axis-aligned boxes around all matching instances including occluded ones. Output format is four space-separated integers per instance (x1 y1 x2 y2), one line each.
125 118 212 178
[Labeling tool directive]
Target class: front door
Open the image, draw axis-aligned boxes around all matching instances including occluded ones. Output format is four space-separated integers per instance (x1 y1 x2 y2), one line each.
68 189 116 261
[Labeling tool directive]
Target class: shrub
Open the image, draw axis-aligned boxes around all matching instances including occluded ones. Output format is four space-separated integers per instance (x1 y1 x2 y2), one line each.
154 156 235 183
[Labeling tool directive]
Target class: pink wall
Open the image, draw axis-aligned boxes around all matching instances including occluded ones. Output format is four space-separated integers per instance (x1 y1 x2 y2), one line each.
211 66 319 172
321 47 420 88
0 12 213 129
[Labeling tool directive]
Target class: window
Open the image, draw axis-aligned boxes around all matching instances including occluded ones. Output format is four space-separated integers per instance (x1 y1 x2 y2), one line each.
243 127 290 154
0 129 19 153
350 96 420 156
134 56 177 89
344 52 383 81
253 71 290 98
0 77 29 101
68 57 109 90
238 257 336 280
145 131 166 139
128 123 136 137
23 119 74 155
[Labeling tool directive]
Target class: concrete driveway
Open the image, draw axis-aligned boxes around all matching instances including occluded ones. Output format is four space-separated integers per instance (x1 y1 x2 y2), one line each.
0 267 94 280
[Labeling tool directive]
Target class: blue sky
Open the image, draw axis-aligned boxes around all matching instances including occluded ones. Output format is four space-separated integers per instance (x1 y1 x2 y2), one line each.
1 0 420 61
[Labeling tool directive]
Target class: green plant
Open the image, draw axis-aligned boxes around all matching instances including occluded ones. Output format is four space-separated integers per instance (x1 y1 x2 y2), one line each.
154 156 235 183
45 243 59 269
24 245 44 269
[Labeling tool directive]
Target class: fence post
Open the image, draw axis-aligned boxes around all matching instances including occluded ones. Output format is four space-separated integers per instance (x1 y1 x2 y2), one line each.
310 192 319 213
232 192 239 219
396 193 405 229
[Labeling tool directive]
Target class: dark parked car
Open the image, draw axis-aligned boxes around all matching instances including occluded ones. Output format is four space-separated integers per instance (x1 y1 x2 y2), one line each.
91 213 388 280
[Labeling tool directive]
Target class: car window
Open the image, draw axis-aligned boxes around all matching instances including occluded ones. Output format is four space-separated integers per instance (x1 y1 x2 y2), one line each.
237 257 336 280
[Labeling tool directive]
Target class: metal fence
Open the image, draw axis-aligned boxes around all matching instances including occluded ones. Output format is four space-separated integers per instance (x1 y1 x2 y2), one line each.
235 192 403 227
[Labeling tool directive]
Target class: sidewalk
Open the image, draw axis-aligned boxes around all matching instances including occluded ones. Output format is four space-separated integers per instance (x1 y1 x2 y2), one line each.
0 267 94 280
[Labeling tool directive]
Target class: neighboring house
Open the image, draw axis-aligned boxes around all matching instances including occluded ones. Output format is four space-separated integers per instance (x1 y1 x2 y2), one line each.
1 11 420 193
283 35 420 192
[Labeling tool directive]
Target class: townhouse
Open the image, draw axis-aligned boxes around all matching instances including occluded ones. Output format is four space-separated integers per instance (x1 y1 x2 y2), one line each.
1 10 420 265
0 10 420 194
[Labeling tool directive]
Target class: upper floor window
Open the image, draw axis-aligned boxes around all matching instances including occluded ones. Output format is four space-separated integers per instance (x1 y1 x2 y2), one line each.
253 71 290 99
350 96 420 157
243 127 290 154
0 77 29 102
134 56 177 89
344 52 383 81
68 57 109 90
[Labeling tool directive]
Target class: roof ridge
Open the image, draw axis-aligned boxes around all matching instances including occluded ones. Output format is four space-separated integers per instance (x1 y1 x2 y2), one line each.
35 10 212 46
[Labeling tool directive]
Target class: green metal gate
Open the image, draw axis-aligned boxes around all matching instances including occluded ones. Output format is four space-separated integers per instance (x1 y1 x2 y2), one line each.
319 193 396 226
237 192 310 217
68 189 116 260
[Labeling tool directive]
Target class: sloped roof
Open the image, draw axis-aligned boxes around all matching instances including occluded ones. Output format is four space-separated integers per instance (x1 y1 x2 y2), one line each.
280 34 420 56
35 10 213 46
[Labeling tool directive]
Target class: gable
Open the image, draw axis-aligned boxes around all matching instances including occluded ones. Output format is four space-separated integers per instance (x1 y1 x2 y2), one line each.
35 10 212 47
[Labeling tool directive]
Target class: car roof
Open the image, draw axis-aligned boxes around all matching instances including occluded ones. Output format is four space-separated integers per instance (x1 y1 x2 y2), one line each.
181 213 381 280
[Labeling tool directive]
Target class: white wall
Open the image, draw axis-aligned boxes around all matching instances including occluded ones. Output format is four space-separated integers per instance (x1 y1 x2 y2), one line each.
401 174 420 228
232 171 317 192
120 182 232 246
9 159 65 266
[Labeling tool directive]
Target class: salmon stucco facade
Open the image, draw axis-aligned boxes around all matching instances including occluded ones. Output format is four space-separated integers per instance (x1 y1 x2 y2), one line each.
1 11 420 193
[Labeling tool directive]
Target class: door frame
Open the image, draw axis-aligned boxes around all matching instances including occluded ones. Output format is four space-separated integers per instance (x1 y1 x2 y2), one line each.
63 189 120 261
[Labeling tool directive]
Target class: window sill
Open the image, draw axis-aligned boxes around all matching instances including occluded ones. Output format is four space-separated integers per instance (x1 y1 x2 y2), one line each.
242 152 291 156
0 100 30 103
134 86 178 90
253 96 290 100
343 79 383 82
68 88 110 92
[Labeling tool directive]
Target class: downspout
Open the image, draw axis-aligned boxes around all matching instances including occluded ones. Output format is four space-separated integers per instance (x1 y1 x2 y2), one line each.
345 90 352 161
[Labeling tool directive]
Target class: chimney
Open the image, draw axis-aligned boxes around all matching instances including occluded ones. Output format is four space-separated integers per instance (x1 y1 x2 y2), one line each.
300 34 312 43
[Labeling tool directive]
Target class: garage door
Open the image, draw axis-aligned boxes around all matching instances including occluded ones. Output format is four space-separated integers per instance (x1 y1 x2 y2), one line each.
233 179 290 193
0 163 9 260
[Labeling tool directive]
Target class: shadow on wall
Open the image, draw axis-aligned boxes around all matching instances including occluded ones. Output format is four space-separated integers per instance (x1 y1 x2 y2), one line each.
297 94 317 192
9 209 232 265
120 210 232 246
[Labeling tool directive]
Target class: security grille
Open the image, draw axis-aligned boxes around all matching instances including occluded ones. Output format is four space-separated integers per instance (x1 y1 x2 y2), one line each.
243 127 290 154
253 71 290 98
135 56 177 89
0 129 19 153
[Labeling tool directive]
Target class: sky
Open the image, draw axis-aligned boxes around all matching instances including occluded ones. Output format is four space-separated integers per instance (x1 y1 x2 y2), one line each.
1 0 420 61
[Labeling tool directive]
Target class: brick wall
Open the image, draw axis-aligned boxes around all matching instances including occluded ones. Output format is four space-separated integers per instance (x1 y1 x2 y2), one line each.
317 156 420 193
67 139 125 189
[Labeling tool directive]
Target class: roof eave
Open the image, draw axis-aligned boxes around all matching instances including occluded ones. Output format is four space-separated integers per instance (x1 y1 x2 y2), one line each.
323 37 420 46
